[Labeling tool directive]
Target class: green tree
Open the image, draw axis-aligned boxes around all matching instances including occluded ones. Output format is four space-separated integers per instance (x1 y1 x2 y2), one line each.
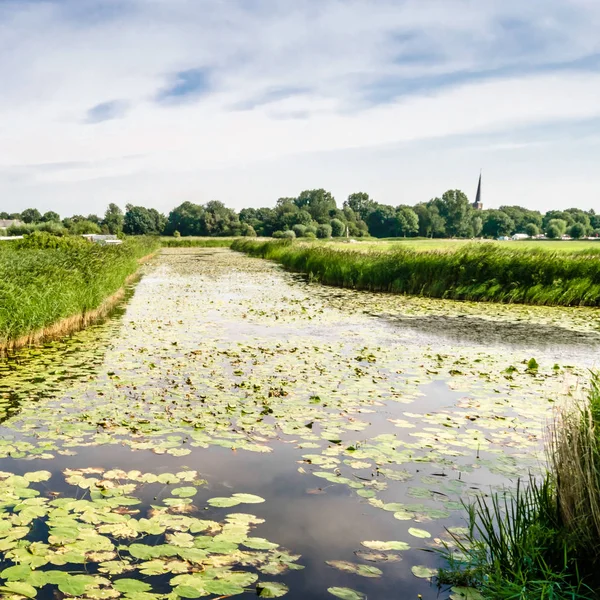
438 190 472 237
344 192 375 222
481 210 515 238
545 219 568 238
396 206 419 237
569 222 587 239
103 203 124 235
330 218 346 237
524 223 539 237
296 189 337 223
546 224 562 239
41 211 60 223
366 204 396 237
20 208 42 224
499 206 543 231
123 205 157 235
316 223 332 238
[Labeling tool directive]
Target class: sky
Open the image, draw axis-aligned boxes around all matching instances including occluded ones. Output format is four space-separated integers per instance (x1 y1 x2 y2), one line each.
1 0 600 217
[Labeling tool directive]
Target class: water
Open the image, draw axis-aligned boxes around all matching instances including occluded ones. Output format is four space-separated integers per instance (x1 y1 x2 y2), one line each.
0 248 598 600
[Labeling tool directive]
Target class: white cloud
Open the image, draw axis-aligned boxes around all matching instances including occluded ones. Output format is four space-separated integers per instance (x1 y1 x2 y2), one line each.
1 0 600 214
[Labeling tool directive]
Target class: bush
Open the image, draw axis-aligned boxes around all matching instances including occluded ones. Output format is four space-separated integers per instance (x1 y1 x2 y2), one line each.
242 225 257 237
272 231 285 239
330 219 346 237
173 230 181 238
304 232 317 240
281 230 296 239
316 224 332 239
292 224 307 238
305 225 317 236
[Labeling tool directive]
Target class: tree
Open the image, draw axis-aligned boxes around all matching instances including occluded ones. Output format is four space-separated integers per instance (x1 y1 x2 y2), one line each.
499 206 542 231
545 219 568 238
396 206 419 237
316 223 332 238
295 189 337 223
546 224 562 239
437 190 472 237
481 210 515 238
366 204 396 237
20 208 42 224
569 222 587 239
103 203 124 235
123 205 158 235
524 223 539 237
345 192 375 222
330 219 346 237
41 211 60 223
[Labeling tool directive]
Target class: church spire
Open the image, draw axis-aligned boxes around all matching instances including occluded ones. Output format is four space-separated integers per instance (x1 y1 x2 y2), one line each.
473 171 483 210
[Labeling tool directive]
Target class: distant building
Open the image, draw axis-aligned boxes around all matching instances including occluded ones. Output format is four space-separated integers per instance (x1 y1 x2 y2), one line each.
81 234 122 245
0 219 23 228
472 173 483 210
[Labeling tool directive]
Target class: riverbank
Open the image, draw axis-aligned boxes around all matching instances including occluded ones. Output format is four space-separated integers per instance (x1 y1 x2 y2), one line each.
0 235 159 352
232 239 600 306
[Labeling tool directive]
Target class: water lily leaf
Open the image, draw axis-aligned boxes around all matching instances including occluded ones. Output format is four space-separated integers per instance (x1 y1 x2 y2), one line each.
411 565 437 579
24 471 52 482
207 497 241 508
231 493 265 504
171 487 198 498
113 579 152 593
1 581 37 598
1 564 33 580
173 585 204 598
243 537 279 550
327 587 366 600
360 540 410 551
256 581 289 597
326 561 382 578
203 580 244 595
408 527 431 539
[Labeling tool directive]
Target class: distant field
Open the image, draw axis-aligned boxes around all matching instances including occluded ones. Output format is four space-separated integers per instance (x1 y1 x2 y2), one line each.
320 238 600 254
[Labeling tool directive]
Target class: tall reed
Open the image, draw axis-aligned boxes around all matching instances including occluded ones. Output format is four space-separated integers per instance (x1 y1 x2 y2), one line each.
232 239 600 306
0 234 159 348
438 377 600 599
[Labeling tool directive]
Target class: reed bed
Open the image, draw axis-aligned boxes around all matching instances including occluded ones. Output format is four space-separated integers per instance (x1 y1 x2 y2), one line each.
438 377 600 599
0 234 159 350
232 239 600 306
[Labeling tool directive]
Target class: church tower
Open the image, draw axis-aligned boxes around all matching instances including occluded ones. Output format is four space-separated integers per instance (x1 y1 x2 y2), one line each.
472 172 483 210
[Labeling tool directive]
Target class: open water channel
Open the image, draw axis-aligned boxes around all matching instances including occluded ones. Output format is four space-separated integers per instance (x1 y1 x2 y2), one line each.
0 248 599 600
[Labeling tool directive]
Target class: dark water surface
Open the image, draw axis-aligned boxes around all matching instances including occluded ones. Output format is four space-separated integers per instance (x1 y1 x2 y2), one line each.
1 248 598 600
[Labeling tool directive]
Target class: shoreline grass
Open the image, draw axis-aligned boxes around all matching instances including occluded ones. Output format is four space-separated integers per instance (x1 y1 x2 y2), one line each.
232 239 600 306
438 376 600 599
0 234 159 351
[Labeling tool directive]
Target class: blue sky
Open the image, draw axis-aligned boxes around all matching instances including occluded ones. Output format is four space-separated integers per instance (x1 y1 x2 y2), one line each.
1 0 600 215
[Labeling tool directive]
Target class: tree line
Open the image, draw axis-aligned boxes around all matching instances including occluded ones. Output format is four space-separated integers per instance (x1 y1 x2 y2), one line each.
2 189 599 239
